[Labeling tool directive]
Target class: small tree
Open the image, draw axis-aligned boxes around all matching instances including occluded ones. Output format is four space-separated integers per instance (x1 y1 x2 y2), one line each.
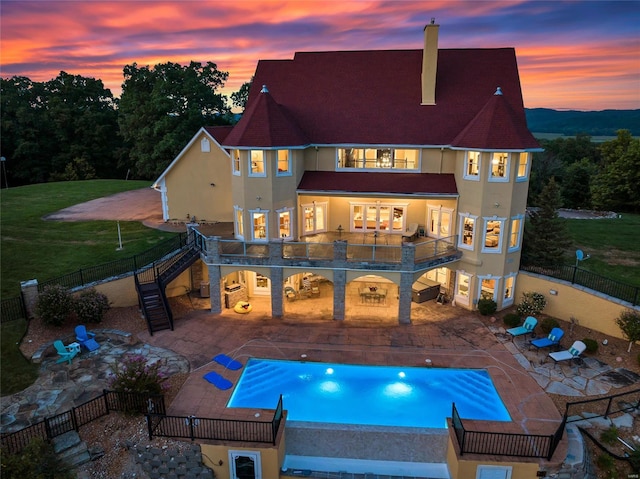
516 292 547 317
74 288 110 324
0 437 74 479
615 309 640 353
521 177 572 268
35 284 74 327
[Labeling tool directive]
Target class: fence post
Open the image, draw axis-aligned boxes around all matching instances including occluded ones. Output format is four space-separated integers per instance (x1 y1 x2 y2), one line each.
571 266 577 284
71 406 79 432
103 389 110 413
79 269 84 286
604 397 613 419
146 415 154 440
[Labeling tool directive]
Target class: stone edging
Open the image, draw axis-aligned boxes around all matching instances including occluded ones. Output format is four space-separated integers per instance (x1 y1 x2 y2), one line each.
31 329 137 364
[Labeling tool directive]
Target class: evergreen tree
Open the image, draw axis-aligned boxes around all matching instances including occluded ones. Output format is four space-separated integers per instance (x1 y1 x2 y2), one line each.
521 177 572 268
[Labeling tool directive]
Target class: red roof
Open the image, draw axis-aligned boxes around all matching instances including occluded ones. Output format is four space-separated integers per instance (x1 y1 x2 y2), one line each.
451 88 540 149
205 126 233 144
223 87 309 147
223 48 539 150
297 171 458 197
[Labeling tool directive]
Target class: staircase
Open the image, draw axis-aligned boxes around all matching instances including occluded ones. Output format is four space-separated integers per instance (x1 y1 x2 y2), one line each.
135 244 201 335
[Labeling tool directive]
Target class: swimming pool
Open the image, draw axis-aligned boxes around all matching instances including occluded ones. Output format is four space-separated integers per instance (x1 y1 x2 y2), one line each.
227 359 510 428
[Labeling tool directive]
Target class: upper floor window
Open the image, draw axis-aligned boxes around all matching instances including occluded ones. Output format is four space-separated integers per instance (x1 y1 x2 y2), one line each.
458 213 477 250
232 150 241 176
516 152 530 181
234 206 244 239
482 217 506 253
276 150 291 176
277 208 293 239
337 148 419 171
508 215 524 251
250 210 268 241
489 152 509 182
200 138 210 152
464 151 481 180
249 150 266 177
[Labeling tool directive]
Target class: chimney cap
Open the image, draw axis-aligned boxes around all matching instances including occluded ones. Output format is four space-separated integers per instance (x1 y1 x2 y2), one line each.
430 17 435 24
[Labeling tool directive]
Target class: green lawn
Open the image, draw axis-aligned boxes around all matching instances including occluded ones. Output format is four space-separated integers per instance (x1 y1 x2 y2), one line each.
1 319 39 396
0 180 179 396
562 213 640 286
1 180 176 298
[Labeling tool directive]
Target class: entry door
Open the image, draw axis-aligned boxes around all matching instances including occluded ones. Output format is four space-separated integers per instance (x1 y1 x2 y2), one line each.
427 206 452 238
229 451 261 479
302 203 327 235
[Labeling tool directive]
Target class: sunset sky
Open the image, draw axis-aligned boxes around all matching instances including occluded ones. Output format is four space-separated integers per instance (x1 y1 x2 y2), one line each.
1 0 639 111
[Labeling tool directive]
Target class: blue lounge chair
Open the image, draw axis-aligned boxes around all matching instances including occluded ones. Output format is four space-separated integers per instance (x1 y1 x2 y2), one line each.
506 316 538 339
75 325 100 351
531 327 564 350
549 340 587 364
54 340 79 364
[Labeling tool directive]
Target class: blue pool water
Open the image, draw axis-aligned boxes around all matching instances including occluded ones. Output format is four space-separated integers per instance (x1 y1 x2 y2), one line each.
227 359 511 428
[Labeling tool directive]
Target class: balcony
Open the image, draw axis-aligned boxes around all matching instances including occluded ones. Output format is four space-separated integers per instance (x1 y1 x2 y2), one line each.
192 229 461 273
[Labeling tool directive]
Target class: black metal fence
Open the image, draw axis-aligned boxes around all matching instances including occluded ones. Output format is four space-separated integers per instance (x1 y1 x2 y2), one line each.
521 264 639 305
565 388 640 422
0 390 165 455
0 296 27 324
38 233 188 293
146 395 283 445
451 403 562 460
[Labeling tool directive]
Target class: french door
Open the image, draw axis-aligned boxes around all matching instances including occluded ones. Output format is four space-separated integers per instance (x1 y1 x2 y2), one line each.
301 202 327 235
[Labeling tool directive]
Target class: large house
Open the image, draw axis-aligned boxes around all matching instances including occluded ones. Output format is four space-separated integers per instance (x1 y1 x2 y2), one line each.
152 21 541 324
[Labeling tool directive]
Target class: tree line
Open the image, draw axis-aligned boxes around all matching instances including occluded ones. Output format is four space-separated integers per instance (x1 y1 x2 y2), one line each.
1 64 638 215
1 62 250 185
530 132 639 214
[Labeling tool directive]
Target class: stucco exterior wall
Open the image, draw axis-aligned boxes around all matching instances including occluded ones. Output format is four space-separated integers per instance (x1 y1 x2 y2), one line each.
446 436 540 479
163 131 233 222
200 443 283 479
515 272 637 340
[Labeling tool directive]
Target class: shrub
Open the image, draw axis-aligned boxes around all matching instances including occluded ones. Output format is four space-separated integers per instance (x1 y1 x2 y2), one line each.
582 338 599 354
35 285 75 327
628 448 640 473
615 308 640 353
74 288 110 324
503 313 521 328
0 437 74 479
516 291 547 317
477 298 497 316
108 354 169 396
540 317 559 335
595 453 615 475
600 425 619 445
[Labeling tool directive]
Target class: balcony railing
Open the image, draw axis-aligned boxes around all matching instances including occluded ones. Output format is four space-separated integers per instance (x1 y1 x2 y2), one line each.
191 228 461 272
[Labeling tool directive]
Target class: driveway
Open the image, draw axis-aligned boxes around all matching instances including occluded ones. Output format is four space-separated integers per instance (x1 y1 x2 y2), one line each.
43 187 170 230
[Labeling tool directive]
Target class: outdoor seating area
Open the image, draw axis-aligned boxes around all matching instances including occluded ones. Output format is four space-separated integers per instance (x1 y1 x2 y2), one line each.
507 315 538 339
359 286 388 304
54 340 79 364
548 340 587 365
531 327 564 351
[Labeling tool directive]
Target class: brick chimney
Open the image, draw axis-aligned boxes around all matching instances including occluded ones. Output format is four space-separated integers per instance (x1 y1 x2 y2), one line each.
421 18 439 105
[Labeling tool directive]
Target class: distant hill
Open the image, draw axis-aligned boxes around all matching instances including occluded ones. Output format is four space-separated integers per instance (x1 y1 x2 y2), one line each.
525 108 640 136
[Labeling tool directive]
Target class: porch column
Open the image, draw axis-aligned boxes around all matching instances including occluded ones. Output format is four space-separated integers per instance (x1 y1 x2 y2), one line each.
207 265 222 314
398 271 414 324
270 267 283 319
204 236 221 263
333 269 346 321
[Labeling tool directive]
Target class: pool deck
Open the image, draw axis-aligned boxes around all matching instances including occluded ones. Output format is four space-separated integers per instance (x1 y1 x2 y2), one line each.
139 299 567 468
